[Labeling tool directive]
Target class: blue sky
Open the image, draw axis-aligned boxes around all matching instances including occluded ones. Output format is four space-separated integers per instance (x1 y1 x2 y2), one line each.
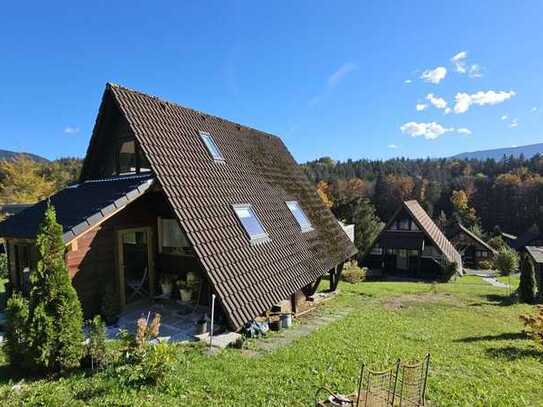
1 1 542 162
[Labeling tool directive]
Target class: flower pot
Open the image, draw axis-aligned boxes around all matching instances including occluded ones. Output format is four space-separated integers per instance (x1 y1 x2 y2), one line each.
196 320 208 335
269 320 282 332
280 313 293 329
160 282 173 296
179 288 192 302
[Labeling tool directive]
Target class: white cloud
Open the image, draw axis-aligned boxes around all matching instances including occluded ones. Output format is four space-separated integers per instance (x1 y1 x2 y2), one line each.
468 64 483 78
501 114 508 120
426 93 448 110
400 121 454 140
416 103 428 111
509 118 519 128
454 90 516 114
444 107 451 114
420 66 447 84
404 79 412 84
451 51 468 73
451 51 483 78
64 126 80 134
457 128 472 135
387 144 399 149
328 62 357 88
531 106 538 112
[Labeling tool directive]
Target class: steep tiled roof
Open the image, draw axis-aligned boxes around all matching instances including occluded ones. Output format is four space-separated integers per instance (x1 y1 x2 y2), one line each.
0 175 154 243
403 200 462 269
456 223 497 255
104 84 357 329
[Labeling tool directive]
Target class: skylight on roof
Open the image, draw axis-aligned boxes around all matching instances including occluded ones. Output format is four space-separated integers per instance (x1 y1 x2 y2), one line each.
199 131 224 162
233 204 269 244
286 201 313 232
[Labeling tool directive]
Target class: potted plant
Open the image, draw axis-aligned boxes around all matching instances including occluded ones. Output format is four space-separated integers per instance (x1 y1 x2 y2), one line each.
160 274 174 297
177 279 196 302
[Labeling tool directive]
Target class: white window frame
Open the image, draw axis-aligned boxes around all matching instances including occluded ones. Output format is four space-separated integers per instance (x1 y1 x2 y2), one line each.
199 131 225 162
285 200 313 233
233 204 270 245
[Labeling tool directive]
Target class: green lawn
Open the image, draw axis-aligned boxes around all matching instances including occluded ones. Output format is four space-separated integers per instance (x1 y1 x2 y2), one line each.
1 276 541 406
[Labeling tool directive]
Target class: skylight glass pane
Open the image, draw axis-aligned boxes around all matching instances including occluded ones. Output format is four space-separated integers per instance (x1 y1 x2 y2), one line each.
234 205 268 241
199 131 224 161
286 201 312 232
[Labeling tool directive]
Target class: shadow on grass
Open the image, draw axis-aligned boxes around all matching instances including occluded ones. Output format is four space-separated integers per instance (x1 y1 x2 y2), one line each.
469 294 517 307
454 332 526 343
486 346 543 361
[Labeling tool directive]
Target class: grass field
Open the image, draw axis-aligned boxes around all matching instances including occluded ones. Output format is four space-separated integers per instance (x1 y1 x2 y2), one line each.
0 275 541 406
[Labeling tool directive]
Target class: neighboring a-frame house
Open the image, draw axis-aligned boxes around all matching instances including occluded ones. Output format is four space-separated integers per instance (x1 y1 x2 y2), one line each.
450 223 497 268
0 83 357 330
364 200 462 280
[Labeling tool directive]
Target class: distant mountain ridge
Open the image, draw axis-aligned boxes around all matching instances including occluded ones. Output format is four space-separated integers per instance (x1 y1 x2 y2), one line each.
0 149 49 162
452 143 543 161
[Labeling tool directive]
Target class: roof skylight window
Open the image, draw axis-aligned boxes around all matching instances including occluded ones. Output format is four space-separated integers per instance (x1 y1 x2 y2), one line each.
233 204 269 244
199 131 224 162
286 201 313 232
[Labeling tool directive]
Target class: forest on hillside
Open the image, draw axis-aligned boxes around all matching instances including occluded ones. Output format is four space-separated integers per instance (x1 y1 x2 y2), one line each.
0 156 82 219
1 153 543 257
302 154 543 247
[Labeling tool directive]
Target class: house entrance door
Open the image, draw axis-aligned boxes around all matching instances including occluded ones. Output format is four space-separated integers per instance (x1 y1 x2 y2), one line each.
117 227 154 306
396 249 409 271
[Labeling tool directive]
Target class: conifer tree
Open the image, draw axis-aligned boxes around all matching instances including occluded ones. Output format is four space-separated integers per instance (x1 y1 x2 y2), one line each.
519 255 537 304
5 203 84 372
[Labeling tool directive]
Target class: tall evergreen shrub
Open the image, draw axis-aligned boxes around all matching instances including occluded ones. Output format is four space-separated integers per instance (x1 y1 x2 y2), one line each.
5 203 84 372
519 255 537 304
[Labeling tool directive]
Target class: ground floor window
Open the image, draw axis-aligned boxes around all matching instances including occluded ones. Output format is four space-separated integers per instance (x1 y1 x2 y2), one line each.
371 246 383 255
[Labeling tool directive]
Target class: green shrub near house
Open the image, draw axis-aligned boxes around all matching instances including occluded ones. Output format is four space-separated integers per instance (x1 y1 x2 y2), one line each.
4 203 84 373
341 264 367 284
495 248 520 276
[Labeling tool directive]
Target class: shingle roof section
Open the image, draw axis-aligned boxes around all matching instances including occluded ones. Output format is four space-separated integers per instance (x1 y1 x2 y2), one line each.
0 174 154 242
105 84 357 329
403 200 462 269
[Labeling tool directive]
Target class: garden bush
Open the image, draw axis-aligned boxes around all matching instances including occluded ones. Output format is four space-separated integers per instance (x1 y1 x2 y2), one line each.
86 315 107 370
495 248 520 276
342 265 366 284
112 313 174 387
478 259 495 270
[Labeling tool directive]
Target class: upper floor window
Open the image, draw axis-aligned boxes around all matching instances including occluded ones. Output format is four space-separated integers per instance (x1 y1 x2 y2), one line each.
286 201 313 232
199 131 224 162
118 140 137 174
233 204 269 244
398 219 410 231
117 139 151 175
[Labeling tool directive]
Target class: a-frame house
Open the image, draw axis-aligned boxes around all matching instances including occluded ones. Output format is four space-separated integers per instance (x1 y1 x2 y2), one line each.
0 83 357 330
364 200 462 280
